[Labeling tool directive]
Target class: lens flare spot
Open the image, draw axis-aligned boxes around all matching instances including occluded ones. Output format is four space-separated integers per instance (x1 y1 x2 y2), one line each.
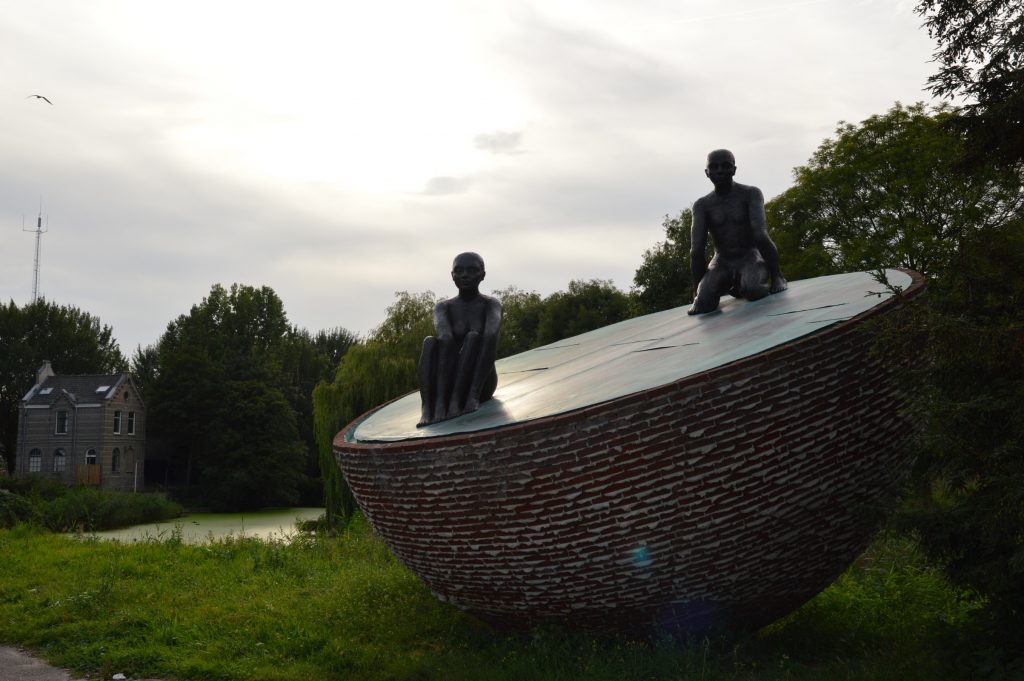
632 545 652 568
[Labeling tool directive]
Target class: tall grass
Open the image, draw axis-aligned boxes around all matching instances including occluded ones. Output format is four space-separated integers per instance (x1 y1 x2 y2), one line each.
0 519 982 681
0 475 183 531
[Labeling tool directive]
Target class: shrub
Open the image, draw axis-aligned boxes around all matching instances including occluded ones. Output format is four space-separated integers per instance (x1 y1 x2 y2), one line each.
41 487 184 532
0 489 38 528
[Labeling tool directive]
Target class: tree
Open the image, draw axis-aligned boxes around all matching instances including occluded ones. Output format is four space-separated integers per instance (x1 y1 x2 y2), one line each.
0 299 125 472
130 344 160 403
198 377 308 511
313 291 434 529
764 195 841 282
493 286 544 358
775 100 1024 658
884 216 1024 655
279 325 359 504
535 279 634 345
766 102 1024 276
916 0 1024 166
148 284 318 509
632 210 697 315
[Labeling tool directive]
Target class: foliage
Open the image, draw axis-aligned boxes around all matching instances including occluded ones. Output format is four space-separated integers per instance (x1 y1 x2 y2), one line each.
313 292 434 529
0 488 38 527
0 299 125 472
280 326 359 505
771 99 1024 662
129 343 160 403
766 102 1024 277
369 290 437 350
148 284 350 510
881 217 1024 657
916 0 1024 166
492 286 544 358
0 525 985 681
763 197 841 282
40 487 184 532
0 473 72 501
535 279 634 345
631 210 698 315
0 478 182 531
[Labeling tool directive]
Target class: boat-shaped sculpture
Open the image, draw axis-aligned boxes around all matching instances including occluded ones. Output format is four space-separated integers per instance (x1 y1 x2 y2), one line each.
334 270 925 633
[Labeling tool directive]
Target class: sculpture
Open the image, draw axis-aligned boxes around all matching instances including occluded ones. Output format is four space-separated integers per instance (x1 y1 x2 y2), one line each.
688 149 788 315
418 252 502 426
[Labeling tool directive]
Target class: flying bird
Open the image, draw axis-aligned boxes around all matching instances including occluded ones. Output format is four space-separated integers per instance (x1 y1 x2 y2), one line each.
26 94 52 105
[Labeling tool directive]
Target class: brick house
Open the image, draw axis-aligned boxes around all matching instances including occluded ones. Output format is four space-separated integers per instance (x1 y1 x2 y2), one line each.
14 361 145 492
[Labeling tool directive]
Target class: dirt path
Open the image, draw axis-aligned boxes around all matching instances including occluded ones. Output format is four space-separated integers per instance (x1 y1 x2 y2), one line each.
0 646 163 681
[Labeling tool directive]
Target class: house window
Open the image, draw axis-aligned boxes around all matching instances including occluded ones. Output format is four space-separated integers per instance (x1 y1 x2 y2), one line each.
127 411 136 435
113 410 122 434
86 449 98 465
111 448 121 473
53 449 67 473
29 449 42 473
55 410 69 434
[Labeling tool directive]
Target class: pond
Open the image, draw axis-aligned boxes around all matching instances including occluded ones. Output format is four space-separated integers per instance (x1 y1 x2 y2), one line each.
86 507 325 544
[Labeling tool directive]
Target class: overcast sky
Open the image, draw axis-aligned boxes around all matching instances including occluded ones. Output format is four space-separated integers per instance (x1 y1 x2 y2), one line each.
1 0 940 355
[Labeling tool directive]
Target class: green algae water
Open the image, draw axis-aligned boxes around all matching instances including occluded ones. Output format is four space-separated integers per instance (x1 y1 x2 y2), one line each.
85 507 324 544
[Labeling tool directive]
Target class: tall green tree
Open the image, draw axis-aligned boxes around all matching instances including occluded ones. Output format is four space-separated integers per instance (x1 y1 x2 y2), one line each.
0 299 125 472
129 343 160 403
281 325 358 504
767 102 1024 276
148 284 317 509
916 0 1024 166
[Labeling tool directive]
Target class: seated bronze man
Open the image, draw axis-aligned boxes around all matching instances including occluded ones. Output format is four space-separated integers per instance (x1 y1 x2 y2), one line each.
418 252 502 426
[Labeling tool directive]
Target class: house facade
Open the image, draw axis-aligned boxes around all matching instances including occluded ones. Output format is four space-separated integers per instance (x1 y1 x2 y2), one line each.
14 361 146 492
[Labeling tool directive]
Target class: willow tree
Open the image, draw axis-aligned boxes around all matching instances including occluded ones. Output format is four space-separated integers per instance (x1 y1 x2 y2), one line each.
312 292 434 529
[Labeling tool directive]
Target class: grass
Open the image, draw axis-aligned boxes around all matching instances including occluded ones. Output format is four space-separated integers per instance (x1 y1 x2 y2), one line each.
0 518 983 681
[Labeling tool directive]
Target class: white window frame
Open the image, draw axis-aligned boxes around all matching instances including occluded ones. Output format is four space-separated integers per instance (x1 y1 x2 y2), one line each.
111 448 121 473
127 411 136 435
28 449 42 473
113 410 122 434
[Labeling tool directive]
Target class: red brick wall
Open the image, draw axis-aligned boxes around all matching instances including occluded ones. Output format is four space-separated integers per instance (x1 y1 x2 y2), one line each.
335 271 925 633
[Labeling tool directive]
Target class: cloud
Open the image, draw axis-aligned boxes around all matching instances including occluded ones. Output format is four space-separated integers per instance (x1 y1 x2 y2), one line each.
421 176 473 196
0 0 941 358
474 130 524 154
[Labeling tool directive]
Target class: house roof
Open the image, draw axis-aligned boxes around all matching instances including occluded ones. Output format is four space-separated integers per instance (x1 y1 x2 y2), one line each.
22 373 128 406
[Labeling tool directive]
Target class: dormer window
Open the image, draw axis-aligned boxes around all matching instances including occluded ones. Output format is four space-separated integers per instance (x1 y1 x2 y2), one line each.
55 410 69 435
96 385 110 394
40 387 53 395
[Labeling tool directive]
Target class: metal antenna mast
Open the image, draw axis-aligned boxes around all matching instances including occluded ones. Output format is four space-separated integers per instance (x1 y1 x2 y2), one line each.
22 201 48 304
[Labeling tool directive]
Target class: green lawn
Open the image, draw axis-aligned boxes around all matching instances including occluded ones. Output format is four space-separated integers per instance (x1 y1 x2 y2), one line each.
0 518 981 680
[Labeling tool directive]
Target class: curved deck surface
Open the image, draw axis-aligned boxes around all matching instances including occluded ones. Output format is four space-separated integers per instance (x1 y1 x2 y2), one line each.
351 269 912 443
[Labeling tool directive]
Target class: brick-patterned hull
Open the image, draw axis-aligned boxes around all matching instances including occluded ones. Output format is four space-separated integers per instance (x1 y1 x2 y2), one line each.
334 271 925 633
